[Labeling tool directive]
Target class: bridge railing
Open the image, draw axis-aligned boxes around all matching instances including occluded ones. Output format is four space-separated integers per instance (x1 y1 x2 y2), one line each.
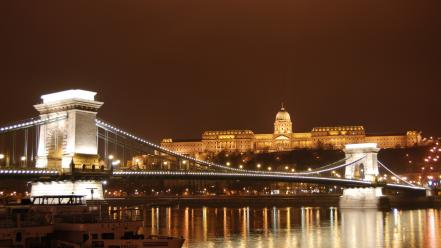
0 167 59 175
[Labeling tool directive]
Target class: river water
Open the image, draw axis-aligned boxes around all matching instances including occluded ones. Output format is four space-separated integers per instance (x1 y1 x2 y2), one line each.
137 206 440 248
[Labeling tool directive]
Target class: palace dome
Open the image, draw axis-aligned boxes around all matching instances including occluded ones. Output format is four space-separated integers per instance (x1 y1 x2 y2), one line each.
275 106 291 122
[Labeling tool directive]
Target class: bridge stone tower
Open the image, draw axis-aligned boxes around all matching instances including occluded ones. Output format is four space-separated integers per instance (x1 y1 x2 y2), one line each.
34 90 103 171
31 89 104 200
343 143 380 182
340 143 382 208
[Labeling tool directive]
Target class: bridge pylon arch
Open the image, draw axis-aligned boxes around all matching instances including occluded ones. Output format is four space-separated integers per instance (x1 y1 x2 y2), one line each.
343 143 380 182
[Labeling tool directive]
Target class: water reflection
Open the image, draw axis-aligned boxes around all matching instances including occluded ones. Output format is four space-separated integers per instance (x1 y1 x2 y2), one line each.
122 205 441 248
341 209 383 248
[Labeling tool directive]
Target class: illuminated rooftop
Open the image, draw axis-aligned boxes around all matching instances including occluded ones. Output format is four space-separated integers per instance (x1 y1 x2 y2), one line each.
41 89 97 103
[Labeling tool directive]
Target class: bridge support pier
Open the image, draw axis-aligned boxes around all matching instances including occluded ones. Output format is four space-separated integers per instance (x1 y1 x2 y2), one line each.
339 187 383 209
31 180 104 201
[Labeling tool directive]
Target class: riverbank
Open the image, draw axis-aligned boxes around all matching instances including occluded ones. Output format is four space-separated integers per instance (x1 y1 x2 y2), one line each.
101 194 341 207
96 194 441 209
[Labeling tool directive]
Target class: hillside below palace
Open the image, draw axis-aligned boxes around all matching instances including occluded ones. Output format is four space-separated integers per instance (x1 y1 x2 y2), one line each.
161 106 422 157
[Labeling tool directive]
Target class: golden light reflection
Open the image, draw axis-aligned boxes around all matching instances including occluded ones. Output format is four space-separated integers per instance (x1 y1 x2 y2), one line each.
328 207 338 248
315 208 322 248
263 208 268 236
277 208 281 230
427 209 438 248
223 207 228 238
118 205 441 248
417 209 423 247
316 208 321 226
202 207 207 241
151 207 156 235
241 207 249 240
285 207 291 248
184 207 189 239
409 210 415 246
191 208 194 236
166 207 172 235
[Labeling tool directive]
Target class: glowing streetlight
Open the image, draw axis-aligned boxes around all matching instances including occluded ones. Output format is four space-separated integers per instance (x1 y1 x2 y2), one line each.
108 155 114 160
267 166 272 171
285 166 289 170
291 168 295 172
0 154 4 159
239 165 243 169
226 162 231 166
20 156 26 161
256 163 261 169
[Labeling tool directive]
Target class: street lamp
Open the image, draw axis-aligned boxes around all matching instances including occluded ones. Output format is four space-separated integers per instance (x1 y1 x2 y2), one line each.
0 154 4 167
267 166 272 171
20 156 26 167
256 163 261 169
163 161 169 169
108 155 114 170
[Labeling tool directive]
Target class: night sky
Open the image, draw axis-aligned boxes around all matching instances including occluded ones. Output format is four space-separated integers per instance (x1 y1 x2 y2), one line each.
1 1 440 142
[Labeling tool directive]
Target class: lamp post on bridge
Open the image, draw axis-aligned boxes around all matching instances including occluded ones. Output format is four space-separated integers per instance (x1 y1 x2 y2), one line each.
182 160 188 170
0 154 4 167
108 154 114 172
112 159 120 170
20 156 26 168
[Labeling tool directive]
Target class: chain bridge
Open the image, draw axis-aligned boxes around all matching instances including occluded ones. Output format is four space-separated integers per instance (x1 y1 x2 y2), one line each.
0 90 426 207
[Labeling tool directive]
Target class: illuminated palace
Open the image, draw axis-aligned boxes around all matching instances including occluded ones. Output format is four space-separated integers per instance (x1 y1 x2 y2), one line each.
161 106 422 157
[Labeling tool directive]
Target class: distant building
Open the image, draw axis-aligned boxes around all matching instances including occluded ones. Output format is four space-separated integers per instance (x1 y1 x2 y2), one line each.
161 105 422 157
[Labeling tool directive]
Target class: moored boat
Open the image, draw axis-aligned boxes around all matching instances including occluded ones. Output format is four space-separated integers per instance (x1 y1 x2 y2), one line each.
0 195 184 248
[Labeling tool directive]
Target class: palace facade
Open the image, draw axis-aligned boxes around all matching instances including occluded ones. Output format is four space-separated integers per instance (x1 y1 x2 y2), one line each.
161 106 422 157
